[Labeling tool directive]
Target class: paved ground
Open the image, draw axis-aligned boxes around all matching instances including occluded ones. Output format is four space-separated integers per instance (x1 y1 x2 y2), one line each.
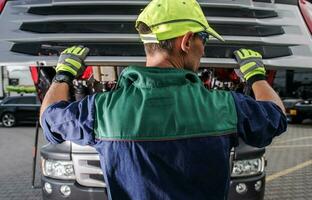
264 121 312 200
0 123 311 200
0 125 44 200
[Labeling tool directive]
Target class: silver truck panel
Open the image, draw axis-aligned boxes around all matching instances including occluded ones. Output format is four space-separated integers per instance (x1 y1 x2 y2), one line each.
0 0 311 69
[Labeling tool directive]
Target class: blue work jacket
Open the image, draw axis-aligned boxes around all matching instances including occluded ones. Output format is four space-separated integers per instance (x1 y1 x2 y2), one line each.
41 66 287 200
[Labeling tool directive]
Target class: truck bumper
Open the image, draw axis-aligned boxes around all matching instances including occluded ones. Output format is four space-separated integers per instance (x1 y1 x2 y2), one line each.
41 176 108 200
42 174 265 200
229 173 265 200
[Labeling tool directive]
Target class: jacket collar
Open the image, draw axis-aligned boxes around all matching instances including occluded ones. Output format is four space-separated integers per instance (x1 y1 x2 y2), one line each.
117 66 201 88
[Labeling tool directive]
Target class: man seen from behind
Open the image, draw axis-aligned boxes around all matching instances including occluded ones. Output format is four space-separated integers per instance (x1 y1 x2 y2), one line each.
40 0 287 199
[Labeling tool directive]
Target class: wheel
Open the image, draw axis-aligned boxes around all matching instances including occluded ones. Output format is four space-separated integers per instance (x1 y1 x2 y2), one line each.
1 112 16 127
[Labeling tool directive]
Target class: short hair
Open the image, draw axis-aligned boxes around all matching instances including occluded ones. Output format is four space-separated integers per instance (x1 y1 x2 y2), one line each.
137 22 176 55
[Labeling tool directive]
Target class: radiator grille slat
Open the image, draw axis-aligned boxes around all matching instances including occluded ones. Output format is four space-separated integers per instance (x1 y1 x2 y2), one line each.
20 21 284 37
27 5 277 18
11 42 292 59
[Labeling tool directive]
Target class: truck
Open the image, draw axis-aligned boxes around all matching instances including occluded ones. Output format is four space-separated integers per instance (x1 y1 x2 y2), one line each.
0 0 312 199
280 70 312 123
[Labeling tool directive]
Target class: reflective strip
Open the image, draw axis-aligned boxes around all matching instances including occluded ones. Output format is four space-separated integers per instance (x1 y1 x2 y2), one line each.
140 34 159 44
56 63 77 75
65 58 81 69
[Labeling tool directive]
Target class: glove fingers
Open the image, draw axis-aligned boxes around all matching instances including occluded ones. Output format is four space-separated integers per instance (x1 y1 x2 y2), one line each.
247 49 253 56
233 48 265 82
56 45 89 78
233 50 243 63
233 50 242 58
241 49 250 58
61 46 88 55
65 46 76 54
234 48 262 60
61 46 69 54
248 49 262 58
255 51 262 58
78 47 90 58
72 46 82 55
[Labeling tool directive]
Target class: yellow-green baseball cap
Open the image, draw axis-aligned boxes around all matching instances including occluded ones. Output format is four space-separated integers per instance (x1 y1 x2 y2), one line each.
135 0 224 43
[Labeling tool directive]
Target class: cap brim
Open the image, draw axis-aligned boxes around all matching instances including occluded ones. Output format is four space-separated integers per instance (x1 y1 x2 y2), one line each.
206 27 225 42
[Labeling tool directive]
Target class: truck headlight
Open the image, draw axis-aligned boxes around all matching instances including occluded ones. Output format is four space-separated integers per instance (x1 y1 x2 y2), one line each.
231 157 264 177
41 158 75 180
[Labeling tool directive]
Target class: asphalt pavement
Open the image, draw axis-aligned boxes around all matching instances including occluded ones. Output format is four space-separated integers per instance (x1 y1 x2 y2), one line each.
265 121 312 200
0 123 311 200
0 125 43 200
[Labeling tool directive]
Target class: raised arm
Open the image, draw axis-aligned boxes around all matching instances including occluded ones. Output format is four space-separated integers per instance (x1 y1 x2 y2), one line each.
252 80 285 114
40 46 89 122
39 46 97 146
232 49 287 147
234 48 285 113
40 83 70 119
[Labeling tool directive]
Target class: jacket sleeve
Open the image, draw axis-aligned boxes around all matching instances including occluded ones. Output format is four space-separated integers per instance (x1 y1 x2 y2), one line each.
40 94 98 146
231 92 287 148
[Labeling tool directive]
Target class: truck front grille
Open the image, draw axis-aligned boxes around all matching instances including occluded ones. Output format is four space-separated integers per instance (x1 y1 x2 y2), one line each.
0 0 311 69
72 154 106 188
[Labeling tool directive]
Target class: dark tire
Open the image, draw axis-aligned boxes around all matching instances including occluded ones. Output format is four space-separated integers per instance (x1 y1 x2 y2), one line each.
1 112 16 127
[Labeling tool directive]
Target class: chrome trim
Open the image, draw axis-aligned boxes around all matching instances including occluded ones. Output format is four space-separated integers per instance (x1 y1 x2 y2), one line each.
72 154 106 188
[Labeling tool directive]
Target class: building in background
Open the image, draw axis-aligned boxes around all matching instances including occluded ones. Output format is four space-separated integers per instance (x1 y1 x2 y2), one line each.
0 66 9 99
0 66 35 98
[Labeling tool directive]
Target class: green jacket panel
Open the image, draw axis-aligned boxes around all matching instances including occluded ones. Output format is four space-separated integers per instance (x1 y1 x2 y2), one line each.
94 66 237 140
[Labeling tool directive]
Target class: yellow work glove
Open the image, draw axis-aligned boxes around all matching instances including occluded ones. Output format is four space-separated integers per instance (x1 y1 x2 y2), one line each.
55 45 89 78
233 48 266 86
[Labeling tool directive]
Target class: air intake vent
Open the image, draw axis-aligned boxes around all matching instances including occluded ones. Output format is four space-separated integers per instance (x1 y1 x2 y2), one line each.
28 5 277 18
87 160 102 168
72 154 105 188
20 21 284 37
28 5 145 15
253 0 272 2
90 174 105 182
21 21 137 34
11 42 292 59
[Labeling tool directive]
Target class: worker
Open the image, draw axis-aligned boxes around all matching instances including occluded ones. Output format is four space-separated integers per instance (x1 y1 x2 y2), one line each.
40 0 287 199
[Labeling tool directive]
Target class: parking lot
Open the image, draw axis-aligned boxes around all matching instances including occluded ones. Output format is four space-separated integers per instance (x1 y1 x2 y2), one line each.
265 122 312 200
0 123 311 200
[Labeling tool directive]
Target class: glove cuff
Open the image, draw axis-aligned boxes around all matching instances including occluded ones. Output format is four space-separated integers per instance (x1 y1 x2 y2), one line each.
56 71 75 79
246 74 266 86
53 71 75 85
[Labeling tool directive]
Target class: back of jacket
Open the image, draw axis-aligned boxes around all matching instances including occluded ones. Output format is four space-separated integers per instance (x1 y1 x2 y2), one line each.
94 66 238 200
41 66 287 200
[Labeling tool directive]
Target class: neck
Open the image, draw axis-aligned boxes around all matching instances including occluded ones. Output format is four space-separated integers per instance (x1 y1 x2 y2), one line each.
146 52 184 69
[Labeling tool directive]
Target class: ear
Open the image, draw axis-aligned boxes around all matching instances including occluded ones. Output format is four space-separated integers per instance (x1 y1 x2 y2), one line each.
180 32 194 53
